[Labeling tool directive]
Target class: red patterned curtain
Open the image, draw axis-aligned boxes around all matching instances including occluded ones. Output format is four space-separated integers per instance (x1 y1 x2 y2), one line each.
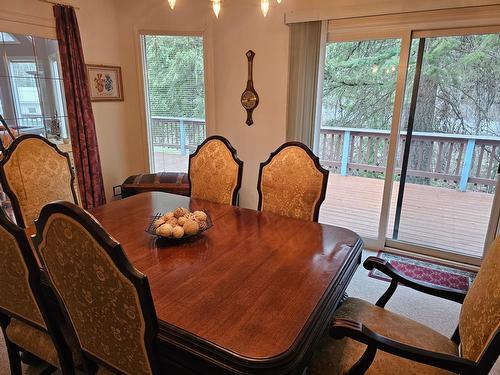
53 5 106 209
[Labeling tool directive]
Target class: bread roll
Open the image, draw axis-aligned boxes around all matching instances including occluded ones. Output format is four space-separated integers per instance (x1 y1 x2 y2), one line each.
156 223 173 237
174 207 189 218
172 226 185 238
193 211 207 222
161 212 174 221
183 219 200 235
153 217 166 229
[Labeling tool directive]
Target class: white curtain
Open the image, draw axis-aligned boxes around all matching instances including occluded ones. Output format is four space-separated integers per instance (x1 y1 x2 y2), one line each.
286 21 323 149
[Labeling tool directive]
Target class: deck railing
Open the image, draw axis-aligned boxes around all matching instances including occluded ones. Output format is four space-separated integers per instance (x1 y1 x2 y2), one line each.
150 116 206 155
319 127 500 192
149 118 499 192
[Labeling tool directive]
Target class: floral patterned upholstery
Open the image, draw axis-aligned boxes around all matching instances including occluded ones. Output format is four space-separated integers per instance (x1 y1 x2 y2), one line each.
0 225 45 328
308 298 458 375
38 213 153 375
259 145 327 221
189 138 241 205
2 137 76 227
459 236 500 361
6 319 59 367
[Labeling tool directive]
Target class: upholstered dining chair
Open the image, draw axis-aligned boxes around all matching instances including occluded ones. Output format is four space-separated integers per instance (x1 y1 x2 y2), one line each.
32 201 160 375
257 141 329 222
0 207 75 374
308 238 500 375
0 134 78 228
188 135 243 206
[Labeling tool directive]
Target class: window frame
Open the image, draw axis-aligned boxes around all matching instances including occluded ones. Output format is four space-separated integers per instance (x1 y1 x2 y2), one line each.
315 23 500 266
135 28 214 174
1 32 69 139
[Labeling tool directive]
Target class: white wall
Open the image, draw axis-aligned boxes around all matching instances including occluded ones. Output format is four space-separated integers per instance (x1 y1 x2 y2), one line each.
210 1 290 207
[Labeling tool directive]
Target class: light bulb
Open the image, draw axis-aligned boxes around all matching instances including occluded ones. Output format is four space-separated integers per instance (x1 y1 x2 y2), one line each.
168 0 176 10
261 0 269 16
277 0 282 3
212 0 221 18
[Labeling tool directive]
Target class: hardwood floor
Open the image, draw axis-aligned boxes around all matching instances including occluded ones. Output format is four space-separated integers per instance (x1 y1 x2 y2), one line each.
320 174 493 258
153 154 493 258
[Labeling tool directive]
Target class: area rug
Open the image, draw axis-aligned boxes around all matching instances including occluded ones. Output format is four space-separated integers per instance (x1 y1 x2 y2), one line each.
368 251 476 292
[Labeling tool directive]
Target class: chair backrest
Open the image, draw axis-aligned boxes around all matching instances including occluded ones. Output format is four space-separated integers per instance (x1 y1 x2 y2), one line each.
257 142 329 221
459 236 500 365
33 201 158 375
0 134 78 228
0 207 47 330
188 135 243 206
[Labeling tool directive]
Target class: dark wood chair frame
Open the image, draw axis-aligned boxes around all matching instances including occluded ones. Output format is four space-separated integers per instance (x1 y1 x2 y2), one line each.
32 201 161 375
328 256 500 375
257 141 329 222
188 135 244 206
0 207 75 375
0 134 79 228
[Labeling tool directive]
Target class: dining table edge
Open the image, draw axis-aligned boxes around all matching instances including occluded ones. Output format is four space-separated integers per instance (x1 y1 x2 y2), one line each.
154 236 364 374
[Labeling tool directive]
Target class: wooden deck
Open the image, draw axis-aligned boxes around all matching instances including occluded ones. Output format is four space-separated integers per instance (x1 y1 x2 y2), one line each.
153 153 493 258
319 174 493 258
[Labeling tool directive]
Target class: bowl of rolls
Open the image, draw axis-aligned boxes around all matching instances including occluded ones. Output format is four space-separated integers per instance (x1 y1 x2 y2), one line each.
146 207 212 240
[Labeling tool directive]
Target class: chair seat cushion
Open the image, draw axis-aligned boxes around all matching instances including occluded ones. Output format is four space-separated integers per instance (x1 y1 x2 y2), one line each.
6 318 59 367
308 298 459 375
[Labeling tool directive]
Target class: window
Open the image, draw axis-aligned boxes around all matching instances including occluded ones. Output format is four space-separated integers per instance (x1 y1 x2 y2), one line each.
0 32 68 140
141 34 206 173
318 38 402 239
316 24 500 265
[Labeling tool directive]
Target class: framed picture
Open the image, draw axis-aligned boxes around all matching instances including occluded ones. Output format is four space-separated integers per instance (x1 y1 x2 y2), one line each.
86 64 124 101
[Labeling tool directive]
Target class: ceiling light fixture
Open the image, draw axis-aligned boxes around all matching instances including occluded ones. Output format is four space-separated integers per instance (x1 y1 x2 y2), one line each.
212 0 221 18
261 0 269 17
167 0 281 18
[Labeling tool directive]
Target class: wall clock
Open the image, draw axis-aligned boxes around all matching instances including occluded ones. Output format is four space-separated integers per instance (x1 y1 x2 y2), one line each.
241 50 259 126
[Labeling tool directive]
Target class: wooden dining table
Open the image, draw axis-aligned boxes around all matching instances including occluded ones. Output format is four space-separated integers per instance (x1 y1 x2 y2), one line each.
88 192 363 375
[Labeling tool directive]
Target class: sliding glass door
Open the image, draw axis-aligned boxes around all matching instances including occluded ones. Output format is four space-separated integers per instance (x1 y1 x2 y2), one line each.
387 32 500 260
317 38 402 240
317 28 500 264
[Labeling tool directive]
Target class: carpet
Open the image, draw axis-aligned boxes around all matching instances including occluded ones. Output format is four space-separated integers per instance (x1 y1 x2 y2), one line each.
368 251 476 292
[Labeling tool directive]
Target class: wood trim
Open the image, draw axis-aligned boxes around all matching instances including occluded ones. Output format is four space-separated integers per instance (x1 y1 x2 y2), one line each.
413 25 500 38
0 9 56 39
31 201 161 374
286 2 500 24
188 135 244 206
327 5 500 42
257 141 329 222
0 207 75 373
0 134 78 228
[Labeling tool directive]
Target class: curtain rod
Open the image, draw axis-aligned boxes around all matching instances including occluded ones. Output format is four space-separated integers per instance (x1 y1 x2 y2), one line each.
38 0 80 10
